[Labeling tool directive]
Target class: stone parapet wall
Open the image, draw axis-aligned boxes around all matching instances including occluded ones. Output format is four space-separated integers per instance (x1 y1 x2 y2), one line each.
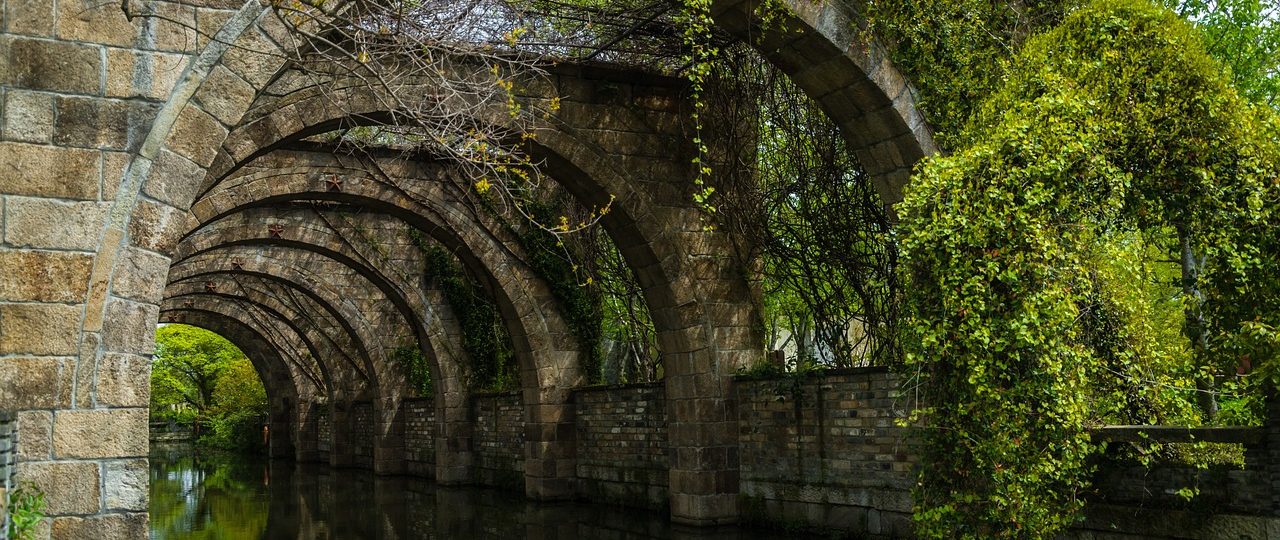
1091 461 1267 515
471 393 524 488
736 367 915 537
573 383 668 509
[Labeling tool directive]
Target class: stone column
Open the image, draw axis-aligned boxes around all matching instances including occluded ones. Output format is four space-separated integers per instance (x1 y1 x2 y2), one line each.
268 397 295 460
522 387 577 500
373 396 406 475
436 391 474 485
329 401 355 468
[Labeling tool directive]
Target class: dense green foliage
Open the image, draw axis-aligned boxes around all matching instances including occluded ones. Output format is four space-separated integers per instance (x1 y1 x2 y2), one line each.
863 0 1074 148
1168 0 1279 107
152 325 269 452
393 345 434 398
897 0 1279 536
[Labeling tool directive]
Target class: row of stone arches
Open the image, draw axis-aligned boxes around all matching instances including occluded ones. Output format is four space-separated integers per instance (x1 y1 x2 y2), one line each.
2 0 933 533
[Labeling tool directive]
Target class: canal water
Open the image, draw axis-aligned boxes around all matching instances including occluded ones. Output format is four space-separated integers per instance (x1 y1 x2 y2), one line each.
149 446 825 539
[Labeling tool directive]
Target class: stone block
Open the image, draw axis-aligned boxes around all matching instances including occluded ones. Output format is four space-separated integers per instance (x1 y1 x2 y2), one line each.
0 357 72 409
111 247 170 303
2 89 54 143
54 96 160 151
101 151 133 202
0 142 102 199
195 8 237 48
56 0 138 46
105 49 189 100
194 65 256 126
103 459 148 511
4 0 55 36
101 297 159 355
149 2 198 53
16 410 53 460
96 353 150 407
0 250 93 302
222 29 284 89
50 512 148 540
143 148 206 208
52 408 148 459
5 38 102 95
163 105 226 167
0 302 81 355
3 198 108 251
16 460 100 515
127 199 192 254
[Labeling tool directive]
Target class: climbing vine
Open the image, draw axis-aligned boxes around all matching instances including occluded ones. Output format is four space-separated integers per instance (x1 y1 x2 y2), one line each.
411 232 519 393
898 1 1279 536
392 345 434 398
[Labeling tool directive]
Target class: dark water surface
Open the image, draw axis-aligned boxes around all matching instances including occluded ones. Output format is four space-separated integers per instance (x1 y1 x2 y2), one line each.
149 446 821 540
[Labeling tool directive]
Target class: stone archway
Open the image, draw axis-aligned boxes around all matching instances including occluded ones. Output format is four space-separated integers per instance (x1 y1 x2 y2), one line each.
155 307 309 459
0 0 938 532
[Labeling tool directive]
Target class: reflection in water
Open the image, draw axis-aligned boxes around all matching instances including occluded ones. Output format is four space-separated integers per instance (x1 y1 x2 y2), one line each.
149 445 821 540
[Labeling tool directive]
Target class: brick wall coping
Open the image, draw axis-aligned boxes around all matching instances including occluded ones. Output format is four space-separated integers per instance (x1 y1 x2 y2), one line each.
1091 425 1264 444
470 390 522 399
731 365 892 382
571 381 665 396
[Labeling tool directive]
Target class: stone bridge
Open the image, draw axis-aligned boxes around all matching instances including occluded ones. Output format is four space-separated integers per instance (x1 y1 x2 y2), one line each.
7 0 1274 538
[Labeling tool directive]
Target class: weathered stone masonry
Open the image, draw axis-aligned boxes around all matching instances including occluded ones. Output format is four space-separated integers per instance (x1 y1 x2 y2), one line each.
11 0 1270 538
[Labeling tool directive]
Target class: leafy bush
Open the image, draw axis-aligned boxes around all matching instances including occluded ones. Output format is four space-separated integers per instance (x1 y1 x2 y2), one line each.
9 482 46 540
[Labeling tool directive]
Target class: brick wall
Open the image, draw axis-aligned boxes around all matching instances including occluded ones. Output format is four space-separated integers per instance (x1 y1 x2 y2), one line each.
573 383 668 509
351 401 375 468
316 406 332 460
403 398 436 478
736 367 915 537
472 392 524 488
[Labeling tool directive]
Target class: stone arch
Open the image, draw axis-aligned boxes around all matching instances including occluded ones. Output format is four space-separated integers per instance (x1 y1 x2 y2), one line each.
711 0 939 207
173 205 480 479
174 207 463 394
186 164 587 494
160 284 365 464
161 281 340 398
207 70 764 518
167 248 411 470
156 305 310 459
193 156 586 380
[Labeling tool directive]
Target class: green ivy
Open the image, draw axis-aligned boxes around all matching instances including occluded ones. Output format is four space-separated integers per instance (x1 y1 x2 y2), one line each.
862 0 1075 150
897 0 1279 536
393 345 434 398
413 233 519 393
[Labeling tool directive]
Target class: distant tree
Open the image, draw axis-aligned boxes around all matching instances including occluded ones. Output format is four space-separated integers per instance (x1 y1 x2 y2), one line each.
1171 0 1280 106
152 325 244 421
